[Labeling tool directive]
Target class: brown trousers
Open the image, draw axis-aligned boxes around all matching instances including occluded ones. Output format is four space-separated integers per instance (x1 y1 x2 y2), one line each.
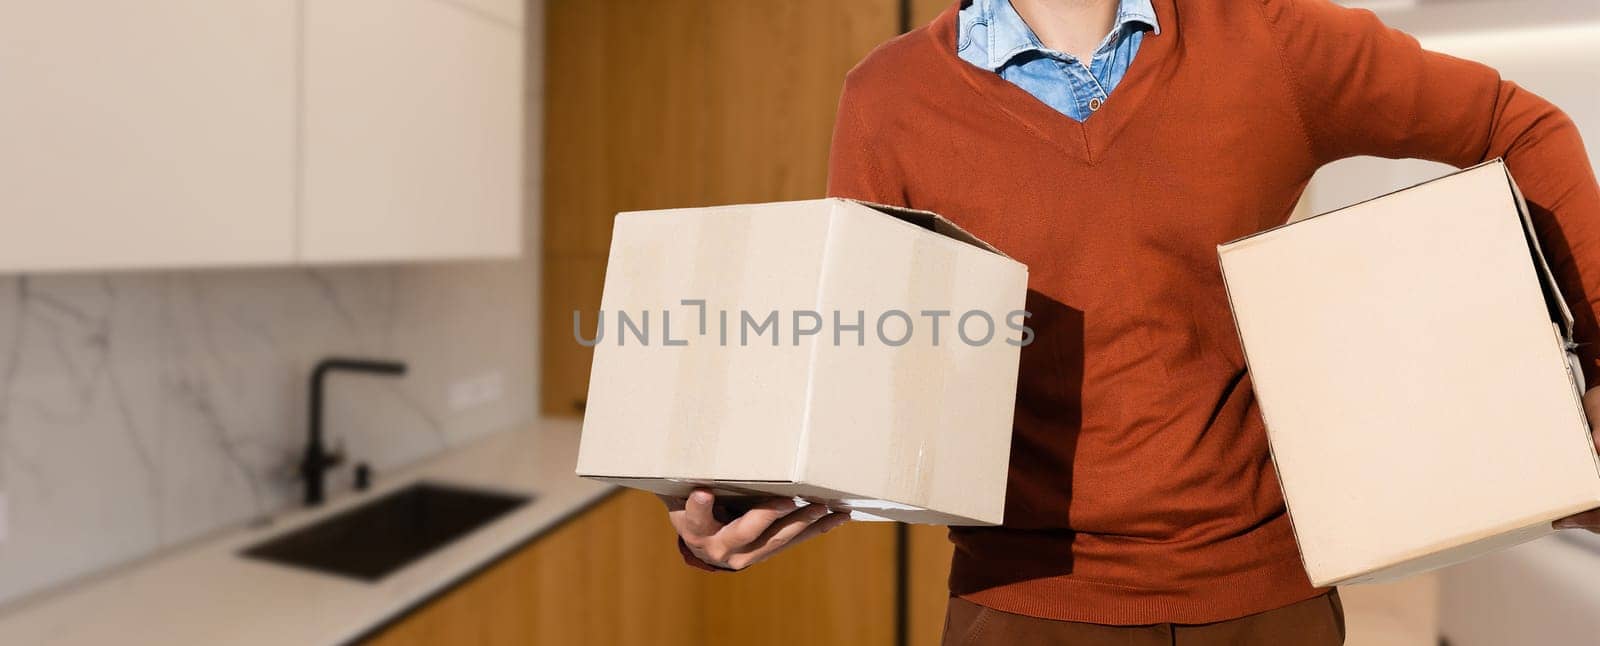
942 591 1344 646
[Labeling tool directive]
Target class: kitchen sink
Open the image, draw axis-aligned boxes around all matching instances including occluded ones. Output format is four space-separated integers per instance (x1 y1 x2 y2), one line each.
241 482 532 581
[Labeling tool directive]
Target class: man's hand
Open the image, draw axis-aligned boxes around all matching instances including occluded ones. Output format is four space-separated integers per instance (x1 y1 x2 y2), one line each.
1556 387 1600 534
661 489 850 571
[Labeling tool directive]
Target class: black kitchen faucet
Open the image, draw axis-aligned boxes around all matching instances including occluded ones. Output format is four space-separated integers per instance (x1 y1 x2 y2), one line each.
303 357 408 506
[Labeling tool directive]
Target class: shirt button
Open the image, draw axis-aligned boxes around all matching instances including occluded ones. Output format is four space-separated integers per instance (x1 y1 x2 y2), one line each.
1088 97 1104 112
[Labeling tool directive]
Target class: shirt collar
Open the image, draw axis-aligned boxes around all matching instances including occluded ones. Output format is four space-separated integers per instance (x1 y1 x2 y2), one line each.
973 0 1160 71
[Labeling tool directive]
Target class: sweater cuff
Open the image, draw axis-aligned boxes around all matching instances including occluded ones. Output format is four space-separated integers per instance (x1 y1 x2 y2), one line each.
678 538 730 572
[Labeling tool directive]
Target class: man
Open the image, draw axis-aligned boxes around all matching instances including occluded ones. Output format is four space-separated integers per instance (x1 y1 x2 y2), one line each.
661 0 1600 643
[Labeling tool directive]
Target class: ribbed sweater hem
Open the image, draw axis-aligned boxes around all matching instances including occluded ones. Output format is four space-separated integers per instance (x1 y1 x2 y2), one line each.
956 556 1323 626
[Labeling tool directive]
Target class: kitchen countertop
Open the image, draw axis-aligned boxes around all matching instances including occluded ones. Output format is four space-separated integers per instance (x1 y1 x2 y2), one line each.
0 418 615 646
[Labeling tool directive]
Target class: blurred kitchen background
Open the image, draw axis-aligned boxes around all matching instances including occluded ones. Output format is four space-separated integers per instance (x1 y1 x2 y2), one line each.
0 0 1594 644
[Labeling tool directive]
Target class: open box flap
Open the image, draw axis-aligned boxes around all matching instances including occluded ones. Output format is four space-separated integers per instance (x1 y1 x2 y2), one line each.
841 198 1014 259
1502 163 1578 344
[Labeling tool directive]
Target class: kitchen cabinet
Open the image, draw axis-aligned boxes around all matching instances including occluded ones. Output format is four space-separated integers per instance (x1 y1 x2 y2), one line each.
911 0 951 27
539 0 901 414
908 525 956 646
299 0 524 263
536 2 958 642
0 0 524 273
0 1 298 272
363 489 897 646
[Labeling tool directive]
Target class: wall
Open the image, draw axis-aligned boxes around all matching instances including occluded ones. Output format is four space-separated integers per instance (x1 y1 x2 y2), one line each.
0 0 545 608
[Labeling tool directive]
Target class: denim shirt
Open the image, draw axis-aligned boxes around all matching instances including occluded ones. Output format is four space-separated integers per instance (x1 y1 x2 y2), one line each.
957 0 1160 121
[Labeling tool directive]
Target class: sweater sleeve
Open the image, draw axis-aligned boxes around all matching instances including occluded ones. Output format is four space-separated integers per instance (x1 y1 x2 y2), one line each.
825 76 909 206
1261 0 1600 384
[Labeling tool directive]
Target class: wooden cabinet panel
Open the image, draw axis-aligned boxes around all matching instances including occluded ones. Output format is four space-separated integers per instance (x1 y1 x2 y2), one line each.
365 490 897 646
301 0 523 263
541 254 609 414
697 515 898 646
911 0 953 29
540 0 901 415
527 3 922 645
0 1 297 272
908 525 956 645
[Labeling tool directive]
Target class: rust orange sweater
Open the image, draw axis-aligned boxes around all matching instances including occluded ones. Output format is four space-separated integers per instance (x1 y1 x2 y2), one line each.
827 0 1600 625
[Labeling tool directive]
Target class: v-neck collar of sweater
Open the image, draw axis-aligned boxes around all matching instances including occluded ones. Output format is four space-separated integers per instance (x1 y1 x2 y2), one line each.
929 0 1181 164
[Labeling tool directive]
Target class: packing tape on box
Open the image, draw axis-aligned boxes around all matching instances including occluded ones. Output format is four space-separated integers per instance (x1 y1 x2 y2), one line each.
663 212 751 476
880 231 959 508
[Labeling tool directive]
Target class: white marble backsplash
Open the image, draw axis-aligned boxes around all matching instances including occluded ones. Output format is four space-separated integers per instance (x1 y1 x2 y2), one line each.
0 260 537 606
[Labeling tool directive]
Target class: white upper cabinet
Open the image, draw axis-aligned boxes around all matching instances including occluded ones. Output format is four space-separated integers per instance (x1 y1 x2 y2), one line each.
299 0 524 263
0 0 524 273
0 1 298 272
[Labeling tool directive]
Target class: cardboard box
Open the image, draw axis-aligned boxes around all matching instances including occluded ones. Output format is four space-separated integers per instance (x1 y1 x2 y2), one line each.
1218 160 1600 586
575 198 1028 525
